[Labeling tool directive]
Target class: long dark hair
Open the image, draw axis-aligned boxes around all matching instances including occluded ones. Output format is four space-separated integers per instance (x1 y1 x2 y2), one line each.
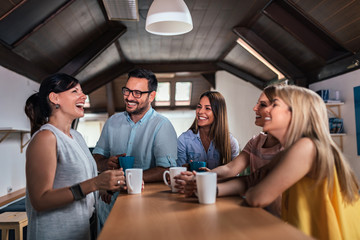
25 73 79 135
190 91 231 165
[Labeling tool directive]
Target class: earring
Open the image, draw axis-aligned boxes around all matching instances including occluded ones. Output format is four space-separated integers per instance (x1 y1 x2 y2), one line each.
55 104 60 109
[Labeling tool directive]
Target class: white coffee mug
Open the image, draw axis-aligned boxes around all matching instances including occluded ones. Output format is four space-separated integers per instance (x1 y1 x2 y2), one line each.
196 172 217 204
126 168 143 194
163 167 187 192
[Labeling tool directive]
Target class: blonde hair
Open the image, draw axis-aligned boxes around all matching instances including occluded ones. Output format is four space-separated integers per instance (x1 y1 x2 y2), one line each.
190 91 232 165
275 85 359 203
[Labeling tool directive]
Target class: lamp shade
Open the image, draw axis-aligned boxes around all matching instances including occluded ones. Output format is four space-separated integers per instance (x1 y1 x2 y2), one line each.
145 0 193 36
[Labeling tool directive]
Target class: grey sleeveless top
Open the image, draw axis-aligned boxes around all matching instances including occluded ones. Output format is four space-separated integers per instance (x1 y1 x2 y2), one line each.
26 124 98 240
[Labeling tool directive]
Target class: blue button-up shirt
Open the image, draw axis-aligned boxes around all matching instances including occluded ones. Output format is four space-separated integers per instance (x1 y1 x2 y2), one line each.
93 107 177 169
177 129 239 169
93 108 177 228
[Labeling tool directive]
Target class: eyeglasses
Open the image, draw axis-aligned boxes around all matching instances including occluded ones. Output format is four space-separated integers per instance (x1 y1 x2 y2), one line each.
122 87 152 99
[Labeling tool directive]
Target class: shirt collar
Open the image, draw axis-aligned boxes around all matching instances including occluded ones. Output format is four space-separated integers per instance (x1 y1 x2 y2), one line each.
193 131 202 142
194 130 213 145
125 107 154 125
195 131 201 139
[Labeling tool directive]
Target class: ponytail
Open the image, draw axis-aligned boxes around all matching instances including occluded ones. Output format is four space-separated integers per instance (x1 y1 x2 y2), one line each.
24 73 79 136
25 93 47 136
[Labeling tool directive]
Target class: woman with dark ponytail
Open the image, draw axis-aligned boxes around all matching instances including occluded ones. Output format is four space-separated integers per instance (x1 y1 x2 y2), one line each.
24 73 125 240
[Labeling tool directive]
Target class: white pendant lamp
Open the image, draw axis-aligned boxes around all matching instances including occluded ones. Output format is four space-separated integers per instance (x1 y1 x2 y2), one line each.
145 0 193 36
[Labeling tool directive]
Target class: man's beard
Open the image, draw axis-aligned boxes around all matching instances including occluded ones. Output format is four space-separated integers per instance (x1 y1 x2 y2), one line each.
126 96 150 116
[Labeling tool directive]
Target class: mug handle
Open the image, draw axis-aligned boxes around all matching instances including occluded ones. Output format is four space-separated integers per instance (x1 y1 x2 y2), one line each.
127 172 133 191
162 170 171 188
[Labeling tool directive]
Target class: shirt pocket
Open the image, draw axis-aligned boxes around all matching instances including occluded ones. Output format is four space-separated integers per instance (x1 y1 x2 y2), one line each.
212 151 220 161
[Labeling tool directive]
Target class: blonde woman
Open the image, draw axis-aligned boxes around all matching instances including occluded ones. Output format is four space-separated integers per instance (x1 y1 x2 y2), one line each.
177 91 239 169
218 85 360 239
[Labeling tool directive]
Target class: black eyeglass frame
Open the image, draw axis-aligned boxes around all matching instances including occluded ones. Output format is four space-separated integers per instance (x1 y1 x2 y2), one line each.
122 87 153 99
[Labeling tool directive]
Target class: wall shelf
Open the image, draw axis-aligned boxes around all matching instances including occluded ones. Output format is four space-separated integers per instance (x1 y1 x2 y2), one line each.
326 102 344 118
326 103 345 151
0 128 30 153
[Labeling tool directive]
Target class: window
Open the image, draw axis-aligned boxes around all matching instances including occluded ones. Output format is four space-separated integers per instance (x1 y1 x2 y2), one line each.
76 113 108 147
175 82 192 106
155 82 170 106
155 81 192 107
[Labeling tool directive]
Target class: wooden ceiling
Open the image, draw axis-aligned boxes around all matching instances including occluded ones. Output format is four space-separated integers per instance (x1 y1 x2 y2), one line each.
1 0 360 113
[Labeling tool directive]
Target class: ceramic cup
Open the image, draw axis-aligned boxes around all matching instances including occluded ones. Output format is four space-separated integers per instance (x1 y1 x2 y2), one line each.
163 167 187 192
126 168 143 194
190 161 206 172
196 172 217 204
118 156 134 175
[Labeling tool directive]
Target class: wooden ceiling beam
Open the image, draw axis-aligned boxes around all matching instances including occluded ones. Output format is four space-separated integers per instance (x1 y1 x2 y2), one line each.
0 44 50 83
105 82 115 117
233 27 305 81
135 62 220 73
59 26 126 76
82 61 134 94
217 42 237 61
317 52 360 83
6 0 75 47
217 61 264 89
262 0 349 62
201 73 216 88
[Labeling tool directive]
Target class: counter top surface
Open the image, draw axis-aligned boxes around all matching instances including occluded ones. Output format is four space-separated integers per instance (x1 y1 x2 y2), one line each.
98 182 312 240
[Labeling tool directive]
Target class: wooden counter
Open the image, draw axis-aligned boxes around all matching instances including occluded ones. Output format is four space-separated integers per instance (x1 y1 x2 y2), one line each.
98 183 313 240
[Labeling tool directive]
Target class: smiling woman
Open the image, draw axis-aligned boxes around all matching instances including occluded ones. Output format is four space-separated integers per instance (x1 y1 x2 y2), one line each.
24 73 124 240
215 85 360 239
177 91 240 169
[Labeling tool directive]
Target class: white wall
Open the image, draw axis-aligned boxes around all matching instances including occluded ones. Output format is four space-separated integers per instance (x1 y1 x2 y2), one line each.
77 113 108 148
158 110 195 137
309 69 360 179
0 66 39 197
77 110 196 148
214 71 263 150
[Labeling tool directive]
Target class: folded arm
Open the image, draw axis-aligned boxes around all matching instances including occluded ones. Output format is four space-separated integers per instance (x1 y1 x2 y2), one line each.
244 138 316 208
211 151 250 179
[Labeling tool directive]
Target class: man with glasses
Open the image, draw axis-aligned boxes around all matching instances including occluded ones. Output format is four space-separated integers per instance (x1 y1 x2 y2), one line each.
92 68 177 227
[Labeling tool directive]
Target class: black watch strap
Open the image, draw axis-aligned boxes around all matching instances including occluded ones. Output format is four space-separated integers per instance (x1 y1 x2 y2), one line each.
70 183 86 201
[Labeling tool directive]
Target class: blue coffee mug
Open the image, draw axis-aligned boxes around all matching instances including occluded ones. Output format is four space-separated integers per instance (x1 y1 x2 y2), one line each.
190 161 206 172
118 156 134 175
